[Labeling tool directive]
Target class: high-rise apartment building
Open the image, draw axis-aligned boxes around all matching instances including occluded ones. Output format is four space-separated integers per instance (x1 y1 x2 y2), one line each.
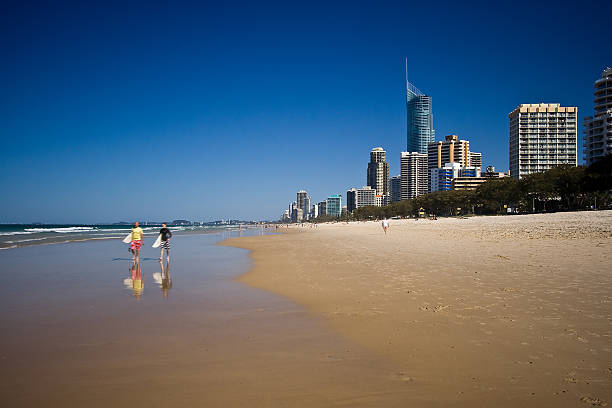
390 175 401 203
400 152 428 200
346 188 357 213
296 190 310 221
470 152 482 169
317 200 327 217
584 67 612 166
509 103 578 179
406 63 435 153
311 203 319 219
291 208 303 223
427 135 471 170
366 147 390 196
357 186 376 207
326 195 342 217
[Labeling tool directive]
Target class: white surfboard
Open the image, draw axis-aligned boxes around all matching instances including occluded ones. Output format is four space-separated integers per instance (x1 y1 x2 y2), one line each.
152 234 162 248
122 233 132 243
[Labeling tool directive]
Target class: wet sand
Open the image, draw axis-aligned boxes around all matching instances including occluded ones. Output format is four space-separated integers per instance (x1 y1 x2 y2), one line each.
0 232 414 407
224 211 612 407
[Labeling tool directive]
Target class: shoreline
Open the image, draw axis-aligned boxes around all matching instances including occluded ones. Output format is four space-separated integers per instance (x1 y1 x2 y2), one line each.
1 226 418 406
223 210 612 407
0 226 260 250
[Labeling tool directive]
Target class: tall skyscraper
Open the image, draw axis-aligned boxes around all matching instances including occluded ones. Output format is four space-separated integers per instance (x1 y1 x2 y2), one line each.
406 61 435 154
390 175 402 203
346 188 357 213
400 152 428 200
509 103 578 179
584 67 612 166
366 147 390 196
296 190 310 220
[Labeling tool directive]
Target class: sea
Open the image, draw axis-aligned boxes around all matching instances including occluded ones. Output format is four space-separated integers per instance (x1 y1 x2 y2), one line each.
0 224 245 249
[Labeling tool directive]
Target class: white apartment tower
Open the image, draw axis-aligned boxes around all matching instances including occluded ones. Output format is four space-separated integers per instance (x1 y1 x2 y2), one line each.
584 67 612 166
356 186 377 207
400 152 428 200
509 103 578 179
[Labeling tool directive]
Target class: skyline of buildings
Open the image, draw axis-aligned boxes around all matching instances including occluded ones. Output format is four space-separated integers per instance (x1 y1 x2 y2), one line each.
509 103 578 179
282 66 609 221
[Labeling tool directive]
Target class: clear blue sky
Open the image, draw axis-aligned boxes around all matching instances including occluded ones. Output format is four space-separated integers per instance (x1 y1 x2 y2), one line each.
1 0 610 223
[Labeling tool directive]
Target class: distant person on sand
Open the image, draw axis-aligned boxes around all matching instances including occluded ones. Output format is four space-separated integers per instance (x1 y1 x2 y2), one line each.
130 221 144 262
382 218 389 235
159 223 172 262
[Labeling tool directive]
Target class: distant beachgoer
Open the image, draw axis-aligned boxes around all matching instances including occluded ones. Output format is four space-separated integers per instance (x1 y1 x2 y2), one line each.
130 222 144 262
159 223 172 262
382 218 389 234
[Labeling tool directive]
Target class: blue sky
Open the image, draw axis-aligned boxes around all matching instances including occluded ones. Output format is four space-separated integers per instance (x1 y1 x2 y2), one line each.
1 0 610 223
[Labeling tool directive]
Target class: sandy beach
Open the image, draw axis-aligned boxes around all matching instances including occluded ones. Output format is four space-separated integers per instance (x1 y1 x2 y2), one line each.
0 231 417 407
225 211 612 407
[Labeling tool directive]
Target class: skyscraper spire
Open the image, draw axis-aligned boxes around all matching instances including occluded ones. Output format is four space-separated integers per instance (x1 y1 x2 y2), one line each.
405 57 408 95
405 64 434 153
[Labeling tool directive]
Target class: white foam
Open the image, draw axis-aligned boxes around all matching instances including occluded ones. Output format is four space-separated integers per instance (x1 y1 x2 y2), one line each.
24 227 97 233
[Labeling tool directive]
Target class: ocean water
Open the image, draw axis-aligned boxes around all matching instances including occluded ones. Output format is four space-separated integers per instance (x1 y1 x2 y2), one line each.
0 224 247 249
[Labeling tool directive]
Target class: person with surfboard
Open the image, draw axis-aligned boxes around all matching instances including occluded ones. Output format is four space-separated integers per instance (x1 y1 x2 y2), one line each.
130 221 144 263
158 223 172 262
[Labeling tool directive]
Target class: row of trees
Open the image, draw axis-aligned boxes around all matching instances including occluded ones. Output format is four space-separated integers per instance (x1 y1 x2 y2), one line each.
311 155 612 221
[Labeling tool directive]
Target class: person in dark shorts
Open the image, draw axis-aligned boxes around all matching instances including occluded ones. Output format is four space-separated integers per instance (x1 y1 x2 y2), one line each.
159 223 172 262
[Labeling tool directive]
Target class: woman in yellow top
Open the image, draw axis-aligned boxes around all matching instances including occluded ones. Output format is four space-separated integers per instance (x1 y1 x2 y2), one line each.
130 221 144 262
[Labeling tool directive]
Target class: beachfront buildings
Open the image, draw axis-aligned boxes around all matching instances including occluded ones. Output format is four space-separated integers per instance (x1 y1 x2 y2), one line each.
406 78 435 154
429 162 482 192
470 152 482 169
427 134 482 169
366 147 390 196
400 152 428 200
346 189 357 213
317 200 327 217
390 175 401 203
326 195 342 217
584 67 612 166
296 190 310 221
482 166 510 179
357 186 376 207
427 134 482 191
311 203 319 219
509 103 578 179
291 208 303 223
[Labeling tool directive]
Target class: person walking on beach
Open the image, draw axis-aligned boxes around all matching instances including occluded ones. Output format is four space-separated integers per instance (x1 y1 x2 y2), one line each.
159 223 172 262
381 218 389 235
130 221 144 263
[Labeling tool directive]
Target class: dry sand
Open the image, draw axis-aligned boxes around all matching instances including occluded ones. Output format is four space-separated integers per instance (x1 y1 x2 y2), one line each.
224 211 612 407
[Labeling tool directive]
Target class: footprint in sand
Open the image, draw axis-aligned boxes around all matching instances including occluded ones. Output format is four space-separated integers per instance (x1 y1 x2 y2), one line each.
580 396 607 406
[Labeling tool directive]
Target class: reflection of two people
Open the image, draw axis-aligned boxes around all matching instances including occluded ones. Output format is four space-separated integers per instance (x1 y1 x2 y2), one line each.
123 263 144 299
153 260 172 298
